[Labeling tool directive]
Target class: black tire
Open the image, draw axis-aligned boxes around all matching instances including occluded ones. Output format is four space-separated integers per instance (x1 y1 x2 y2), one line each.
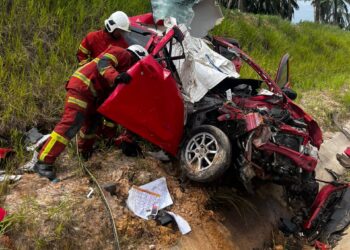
180 125 232 182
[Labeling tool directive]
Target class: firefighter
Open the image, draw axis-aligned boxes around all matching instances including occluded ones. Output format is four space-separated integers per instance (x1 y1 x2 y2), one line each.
35 45 149 180
77 11 131 142
77 11 130 66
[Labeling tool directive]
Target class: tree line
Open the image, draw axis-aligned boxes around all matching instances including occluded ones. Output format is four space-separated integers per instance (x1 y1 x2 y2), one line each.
218 0 350 29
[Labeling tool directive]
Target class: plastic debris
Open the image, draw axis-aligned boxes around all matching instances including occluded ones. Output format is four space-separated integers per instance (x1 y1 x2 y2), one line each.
0 148 13 159
19 134 50 173
165 211 191 235
345 147 350 158
0 171 21 182
336 153 350 168
24 128 44 144
0 207 6 222
146 150 170 162
26 134 50 152
87 187 94 198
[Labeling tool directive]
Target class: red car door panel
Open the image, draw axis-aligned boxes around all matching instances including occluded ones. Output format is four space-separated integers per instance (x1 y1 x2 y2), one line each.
98 55 184 155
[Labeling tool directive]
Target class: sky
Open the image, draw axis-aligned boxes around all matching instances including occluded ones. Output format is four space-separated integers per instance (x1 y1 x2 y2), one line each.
292 0 314 23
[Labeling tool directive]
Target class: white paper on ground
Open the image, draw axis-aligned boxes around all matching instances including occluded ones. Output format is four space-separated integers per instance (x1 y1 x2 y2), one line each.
126 177 173 220
166 211 191 235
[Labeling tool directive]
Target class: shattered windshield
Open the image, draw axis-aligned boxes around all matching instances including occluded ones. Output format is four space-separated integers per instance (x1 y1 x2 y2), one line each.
151 0 199 25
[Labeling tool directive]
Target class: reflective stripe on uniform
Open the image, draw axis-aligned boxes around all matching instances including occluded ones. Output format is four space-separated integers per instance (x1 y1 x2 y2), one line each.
103 119 116 128
103 53 118 65
71 71 97 97
79 130 96 139
39 131 69 161
100 66 112 76
92 58 100 63
78 59 90 66
79 44 90 55
67 96 87 109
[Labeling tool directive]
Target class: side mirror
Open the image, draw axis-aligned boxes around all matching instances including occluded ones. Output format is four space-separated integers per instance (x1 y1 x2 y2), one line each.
282 87 297 100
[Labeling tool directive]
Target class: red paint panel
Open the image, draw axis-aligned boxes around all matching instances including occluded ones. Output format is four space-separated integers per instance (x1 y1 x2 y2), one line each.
304 184 348 229
0 148 13 159
98 55 184 156
345 147 350 157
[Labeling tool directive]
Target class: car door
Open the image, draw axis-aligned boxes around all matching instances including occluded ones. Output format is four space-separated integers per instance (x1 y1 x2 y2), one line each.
98 30 185 156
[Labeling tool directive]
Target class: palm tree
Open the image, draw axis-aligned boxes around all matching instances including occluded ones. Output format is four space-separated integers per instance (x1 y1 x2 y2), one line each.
311 0 350 28
238 0 245 12
246 0 299 20
217 0 299 21
314 0 321 22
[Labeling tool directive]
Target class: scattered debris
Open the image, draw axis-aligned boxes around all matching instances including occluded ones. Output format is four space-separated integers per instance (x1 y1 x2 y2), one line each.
165 211 191 235
19 133 50 173
332 112 350 140
155 210 174 226
325 168 340 181
26 134 50 152
345 147 350 157
24 127 44 144
336 153 350 168
0 207 6 222
126 177 173 220
0 170 21 183
86 187 94 199
18 151 39 172
126 177 191 234
146 150 170 162
0 148 13 160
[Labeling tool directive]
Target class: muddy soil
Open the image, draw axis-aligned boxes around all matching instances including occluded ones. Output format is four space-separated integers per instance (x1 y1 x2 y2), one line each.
1 121 349 249
1 143 290 250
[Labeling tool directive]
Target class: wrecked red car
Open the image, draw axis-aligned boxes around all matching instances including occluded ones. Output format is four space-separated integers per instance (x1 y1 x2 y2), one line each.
100 23 321 193
97 16 350 247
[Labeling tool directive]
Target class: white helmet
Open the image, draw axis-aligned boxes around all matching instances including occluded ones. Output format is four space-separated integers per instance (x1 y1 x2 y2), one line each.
127 45 149 60
104 11 130 33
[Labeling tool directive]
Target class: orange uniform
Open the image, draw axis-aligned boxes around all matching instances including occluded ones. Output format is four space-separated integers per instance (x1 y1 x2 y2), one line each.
77 29 128 66
39 46 133 164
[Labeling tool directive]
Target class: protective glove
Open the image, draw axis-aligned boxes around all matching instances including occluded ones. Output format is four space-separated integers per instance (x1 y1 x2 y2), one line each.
114 72 132 85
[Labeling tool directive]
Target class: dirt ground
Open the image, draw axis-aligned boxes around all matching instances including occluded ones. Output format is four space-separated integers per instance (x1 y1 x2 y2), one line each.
1 119 349 249
0 142 291 250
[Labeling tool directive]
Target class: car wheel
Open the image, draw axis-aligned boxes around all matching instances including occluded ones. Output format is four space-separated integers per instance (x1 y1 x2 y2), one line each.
180 125 232 182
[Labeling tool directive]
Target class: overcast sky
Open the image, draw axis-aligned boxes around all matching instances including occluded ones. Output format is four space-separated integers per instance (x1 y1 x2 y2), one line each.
292 0 314 23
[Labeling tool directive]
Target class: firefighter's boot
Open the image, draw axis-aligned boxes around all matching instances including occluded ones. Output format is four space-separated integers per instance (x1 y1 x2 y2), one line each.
34 161 57 180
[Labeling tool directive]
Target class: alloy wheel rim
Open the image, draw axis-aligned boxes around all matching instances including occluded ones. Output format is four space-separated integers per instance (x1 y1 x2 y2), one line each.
185 132 219 172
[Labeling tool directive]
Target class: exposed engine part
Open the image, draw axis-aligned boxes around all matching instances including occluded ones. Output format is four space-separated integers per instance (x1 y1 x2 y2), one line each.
237 155 256 193
252 125 272 148
303 142 319 160
273 132 303 152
